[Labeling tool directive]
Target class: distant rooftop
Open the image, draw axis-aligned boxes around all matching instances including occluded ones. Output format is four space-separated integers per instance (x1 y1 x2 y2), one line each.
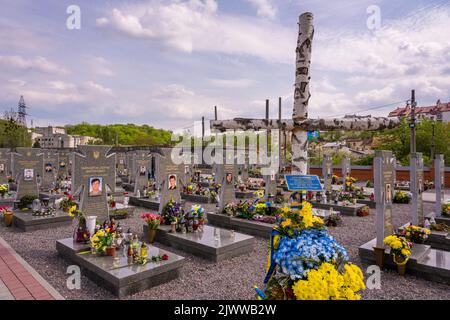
388 99 450 117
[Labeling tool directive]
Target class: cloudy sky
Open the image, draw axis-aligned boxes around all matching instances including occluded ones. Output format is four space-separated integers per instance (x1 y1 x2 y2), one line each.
1 0 450 132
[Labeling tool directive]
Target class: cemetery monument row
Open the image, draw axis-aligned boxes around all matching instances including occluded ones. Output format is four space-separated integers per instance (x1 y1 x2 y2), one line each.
13 147 44 199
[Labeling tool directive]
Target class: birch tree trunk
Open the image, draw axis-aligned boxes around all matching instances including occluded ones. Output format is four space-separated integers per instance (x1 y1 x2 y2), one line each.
292 12 314 175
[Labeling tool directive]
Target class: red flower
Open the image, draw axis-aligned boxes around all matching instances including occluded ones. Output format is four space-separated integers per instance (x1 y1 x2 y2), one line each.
162 254 169 261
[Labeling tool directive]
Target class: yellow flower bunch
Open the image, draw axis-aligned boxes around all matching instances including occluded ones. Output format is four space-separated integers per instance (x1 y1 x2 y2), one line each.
298 202 323 228
281 219 292 228
292 262 365 300
384 235 411 260
254 190 264 199
67 205 77 217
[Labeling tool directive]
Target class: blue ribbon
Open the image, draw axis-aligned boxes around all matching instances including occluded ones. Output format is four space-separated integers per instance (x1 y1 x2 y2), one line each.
264 228 281 284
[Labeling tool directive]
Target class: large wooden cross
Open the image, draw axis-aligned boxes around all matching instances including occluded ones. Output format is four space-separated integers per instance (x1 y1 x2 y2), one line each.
210 12 399 176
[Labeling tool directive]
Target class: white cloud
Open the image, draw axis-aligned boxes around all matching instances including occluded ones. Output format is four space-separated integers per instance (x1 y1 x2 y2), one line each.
0 55 70 75
96 0 293 63
244 0 277 19
208 78 256 89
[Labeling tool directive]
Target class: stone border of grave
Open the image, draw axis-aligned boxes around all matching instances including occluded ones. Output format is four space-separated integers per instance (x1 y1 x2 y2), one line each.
56 238 185 298
356 199 376 209
181 193 216 204
206 212 273 239
309 201 366 216
143 224 255 262
129 196 160 211
235 190 255 199
13 210 72 232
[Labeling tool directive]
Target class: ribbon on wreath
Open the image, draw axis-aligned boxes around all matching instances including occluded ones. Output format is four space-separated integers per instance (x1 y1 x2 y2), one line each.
263 228 281 284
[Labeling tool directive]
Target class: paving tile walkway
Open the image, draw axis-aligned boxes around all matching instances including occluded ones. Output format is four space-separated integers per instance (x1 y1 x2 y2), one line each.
0 236 64 300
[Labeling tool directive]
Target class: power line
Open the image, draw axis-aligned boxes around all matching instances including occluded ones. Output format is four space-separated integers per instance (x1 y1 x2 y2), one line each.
323 100 407 118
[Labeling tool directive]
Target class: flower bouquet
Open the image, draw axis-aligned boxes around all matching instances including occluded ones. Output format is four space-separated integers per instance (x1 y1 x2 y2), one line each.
399 224 430 244
442 203 450 216
59 194 77 212
384 235 412 275
90 227 115 255
393 191 411 204
357 205 370 217
161 199 184 226
257 202 365 300
332 174 340 184
222 202 237 216
344 176 357 191
0 184 8 197
236 201 253 219
141 213 163 243
108 196 116 208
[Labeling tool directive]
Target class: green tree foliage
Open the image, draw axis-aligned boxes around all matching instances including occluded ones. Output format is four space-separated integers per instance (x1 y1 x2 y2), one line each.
374 118 450 166
65 123 174 146
0 112 32 148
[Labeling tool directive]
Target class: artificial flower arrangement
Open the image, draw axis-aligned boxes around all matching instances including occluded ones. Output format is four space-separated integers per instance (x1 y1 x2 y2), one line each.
393 191 411 204
325 212 342 227
141 213 164 230
344 176 357 191
365 180 374 188
442 203 450 216
399 224 430 244
161 199 184 225
383 235 412 265
222 202 237 216
90 227 115 255
108 195 116 208
0 184 9 197
338 191 354 202
59 194 78 212
257 201 366 300
357 205 370 217
331 174 340 184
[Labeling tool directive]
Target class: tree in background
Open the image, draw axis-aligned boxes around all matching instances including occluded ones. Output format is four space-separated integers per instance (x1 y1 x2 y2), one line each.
0 111 32 148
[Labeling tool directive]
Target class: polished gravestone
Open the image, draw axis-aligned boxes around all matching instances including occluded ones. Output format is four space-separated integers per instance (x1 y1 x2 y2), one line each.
13 209 72 231
235 190 255 199
109 203 135 220
359 238 450 285
181 193 215 203
309 201 366 216
56 238 185 297
206 212 273 238
143 224 254 262
129 196 160 210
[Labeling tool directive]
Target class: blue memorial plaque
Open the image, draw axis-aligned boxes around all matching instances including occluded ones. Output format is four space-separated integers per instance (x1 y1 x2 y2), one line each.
285 175 322 191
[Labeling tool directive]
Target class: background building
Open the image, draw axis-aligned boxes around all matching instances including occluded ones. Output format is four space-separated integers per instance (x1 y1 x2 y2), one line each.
32 126 97 148
389 99 450 121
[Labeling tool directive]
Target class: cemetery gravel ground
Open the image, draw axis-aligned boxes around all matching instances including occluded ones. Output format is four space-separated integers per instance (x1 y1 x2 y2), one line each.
1 201 449 300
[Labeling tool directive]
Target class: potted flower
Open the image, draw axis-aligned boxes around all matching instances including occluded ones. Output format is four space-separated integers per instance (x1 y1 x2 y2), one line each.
357 205 370 217
384 235 412 276
393 191 411 204
399 224 430 244
1 206 13 227
0 184 8 198
326 213 342 227
442 203 450 217
223 202 236 216
141 213 163 243
90 227 115 256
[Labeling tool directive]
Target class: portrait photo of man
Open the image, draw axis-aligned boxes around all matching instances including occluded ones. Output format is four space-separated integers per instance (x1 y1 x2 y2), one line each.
89 177 102 197
60 161 66 168
24 169 34 181
139 166 146 176
385 183 392 204
226 172 233 184
0 163 4 174
168 174 177 190
45 163 53 173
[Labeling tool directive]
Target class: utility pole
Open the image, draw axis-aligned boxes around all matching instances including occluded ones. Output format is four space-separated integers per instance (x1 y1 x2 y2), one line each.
431 121 435 161
214 106 218 121
265 99 270 154
409 89 417 154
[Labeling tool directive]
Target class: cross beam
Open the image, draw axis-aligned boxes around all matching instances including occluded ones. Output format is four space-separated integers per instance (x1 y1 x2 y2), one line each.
210 12 400 175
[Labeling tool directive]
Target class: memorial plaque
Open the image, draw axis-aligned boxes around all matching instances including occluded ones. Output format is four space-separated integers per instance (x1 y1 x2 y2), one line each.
264 169 278 200
42 150 59 190
13 148 43 199
133 150 152 195
219 163 236 211
57 150 71 179
374 150 395 248
0 148 11 184
322 155 333 192
285 175 322 191
116 152 127 175
157 148 184 213
411 152 424 225
342 156 351 181
435 154 445 217
72 146 116 222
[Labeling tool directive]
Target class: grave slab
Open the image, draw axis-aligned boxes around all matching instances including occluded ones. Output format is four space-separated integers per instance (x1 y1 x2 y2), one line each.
13 210 72 231
143 224 255 262
359 238 450 285
109 203 135 220
56 238 184 297
181 193 215 204
235 190 255 199
206 212 274 238
356 199 376 209
129 196 160 211
309 201 365 216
